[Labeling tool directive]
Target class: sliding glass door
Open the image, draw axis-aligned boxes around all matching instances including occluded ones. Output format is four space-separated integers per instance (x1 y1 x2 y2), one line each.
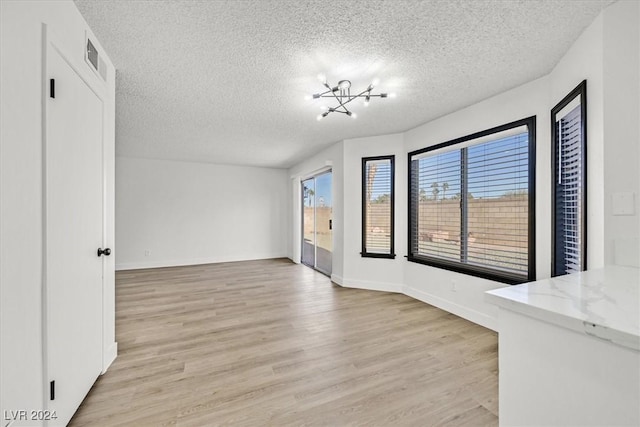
301 171 332 275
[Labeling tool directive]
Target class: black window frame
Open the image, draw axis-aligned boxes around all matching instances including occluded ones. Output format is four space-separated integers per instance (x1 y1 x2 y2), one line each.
551 80 587 277
407 117 537 285
361 155 396 259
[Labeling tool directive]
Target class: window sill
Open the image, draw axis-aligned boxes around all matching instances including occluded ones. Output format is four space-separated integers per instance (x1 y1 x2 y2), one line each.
361 252 396 259
406 255 531 285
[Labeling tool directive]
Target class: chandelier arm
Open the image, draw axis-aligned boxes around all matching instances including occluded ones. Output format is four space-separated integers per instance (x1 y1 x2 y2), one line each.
337 93 363 107
313 79 388 119
328 89 347 109
337 87 372 108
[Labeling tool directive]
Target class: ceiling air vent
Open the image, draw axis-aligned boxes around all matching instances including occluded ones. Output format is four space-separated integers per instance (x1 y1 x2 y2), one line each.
85 34 107 82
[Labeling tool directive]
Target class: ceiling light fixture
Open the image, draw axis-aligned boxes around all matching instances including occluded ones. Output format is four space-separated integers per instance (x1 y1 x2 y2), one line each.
311 76 391 120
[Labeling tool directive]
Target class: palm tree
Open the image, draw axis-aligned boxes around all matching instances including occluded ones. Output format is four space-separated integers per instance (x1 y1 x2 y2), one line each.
431 182 440 200
441 182 449 200
304 187 315 206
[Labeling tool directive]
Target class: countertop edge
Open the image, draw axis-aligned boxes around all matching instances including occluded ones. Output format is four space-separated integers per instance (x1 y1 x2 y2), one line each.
485 290 640 351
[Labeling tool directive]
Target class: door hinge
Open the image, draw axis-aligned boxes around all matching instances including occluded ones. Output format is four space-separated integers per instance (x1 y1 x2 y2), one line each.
50 380 55 400
329 219 332 230
50 79 55 98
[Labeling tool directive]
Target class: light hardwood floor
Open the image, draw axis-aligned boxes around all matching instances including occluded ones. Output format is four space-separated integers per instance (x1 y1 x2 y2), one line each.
70 258 498 426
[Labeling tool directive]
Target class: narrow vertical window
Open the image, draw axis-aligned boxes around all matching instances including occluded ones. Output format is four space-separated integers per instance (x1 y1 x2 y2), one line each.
362 156 395 258
551 80 587 276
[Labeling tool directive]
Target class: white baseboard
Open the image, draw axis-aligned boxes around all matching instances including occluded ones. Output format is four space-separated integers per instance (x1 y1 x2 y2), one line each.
115 253 288 271
403 285 497 331
331 274 403 293
330 274 344 285
102 341 117 374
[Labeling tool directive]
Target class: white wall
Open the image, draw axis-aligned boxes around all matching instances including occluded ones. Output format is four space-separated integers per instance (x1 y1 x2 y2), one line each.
115 157 289 270
0 0 116 422
402 77 550 330
549 12 605 270
340 134 406 292
288 0 640 331
602 0 640 266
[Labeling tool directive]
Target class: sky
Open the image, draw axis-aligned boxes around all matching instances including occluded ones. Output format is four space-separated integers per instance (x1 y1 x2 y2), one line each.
303 172 332 207
416 132 529 200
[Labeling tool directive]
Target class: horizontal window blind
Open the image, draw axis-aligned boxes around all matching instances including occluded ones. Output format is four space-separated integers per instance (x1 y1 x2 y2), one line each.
362 156 395 257
415 150 462 263
466 134 529 274
409 118 535 284
554 92 585 276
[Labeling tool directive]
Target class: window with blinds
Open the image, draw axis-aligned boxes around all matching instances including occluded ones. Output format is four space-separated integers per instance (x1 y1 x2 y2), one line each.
362 156 395 258
552 81 587 277
408 117 536 284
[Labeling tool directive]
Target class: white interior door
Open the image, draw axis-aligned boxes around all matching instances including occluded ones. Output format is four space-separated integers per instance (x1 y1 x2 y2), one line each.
45 38 104 426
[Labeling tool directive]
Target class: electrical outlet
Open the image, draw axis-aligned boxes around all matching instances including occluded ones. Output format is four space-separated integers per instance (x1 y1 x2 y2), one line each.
450 280 457 292
144 250 150 257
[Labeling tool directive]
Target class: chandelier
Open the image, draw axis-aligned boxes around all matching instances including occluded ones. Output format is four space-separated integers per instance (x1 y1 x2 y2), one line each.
310 75 393 120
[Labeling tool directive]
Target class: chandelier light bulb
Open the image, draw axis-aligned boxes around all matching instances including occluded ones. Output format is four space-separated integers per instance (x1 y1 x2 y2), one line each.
388 92 397 98
317 74 327 84
316 114 324 121
351 113 357 119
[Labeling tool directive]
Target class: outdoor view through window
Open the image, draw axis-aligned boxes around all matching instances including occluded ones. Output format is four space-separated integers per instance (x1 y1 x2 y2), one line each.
409 118 535 283
362 156 394 258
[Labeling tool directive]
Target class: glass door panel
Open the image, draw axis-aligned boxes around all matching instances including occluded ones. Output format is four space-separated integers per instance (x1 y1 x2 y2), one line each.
301 178 315 267
300 172 332 275
314 172 332 275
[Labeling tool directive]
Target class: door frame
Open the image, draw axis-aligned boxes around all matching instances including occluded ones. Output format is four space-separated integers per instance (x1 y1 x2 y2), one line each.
41 24 110 415
300 177 316 268
299 168 332 275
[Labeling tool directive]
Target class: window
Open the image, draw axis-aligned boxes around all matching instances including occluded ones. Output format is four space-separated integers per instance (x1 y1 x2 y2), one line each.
408 117 536 284
551 81 587 276
362 156 395 258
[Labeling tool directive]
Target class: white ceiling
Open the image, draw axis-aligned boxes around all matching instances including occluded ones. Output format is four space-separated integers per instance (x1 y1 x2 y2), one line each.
74 0 607 169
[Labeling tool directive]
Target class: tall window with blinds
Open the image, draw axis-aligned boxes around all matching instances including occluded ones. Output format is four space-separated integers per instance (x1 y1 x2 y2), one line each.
361 156 395 258
408 117 536 284
552 81 587 276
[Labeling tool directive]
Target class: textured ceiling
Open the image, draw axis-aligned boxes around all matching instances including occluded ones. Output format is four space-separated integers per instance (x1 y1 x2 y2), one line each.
74 0 608 168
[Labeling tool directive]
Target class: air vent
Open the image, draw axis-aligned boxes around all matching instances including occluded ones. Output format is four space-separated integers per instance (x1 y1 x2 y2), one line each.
85 33 107 82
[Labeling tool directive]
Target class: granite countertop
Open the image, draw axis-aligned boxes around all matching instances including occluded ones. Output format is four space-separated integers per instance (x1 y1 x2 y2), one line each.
486 266 640 351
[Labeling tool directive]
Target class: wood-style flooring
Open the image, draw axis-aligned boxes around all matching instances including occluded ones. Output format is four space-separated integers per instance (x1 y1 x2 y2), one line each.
70 258 498 426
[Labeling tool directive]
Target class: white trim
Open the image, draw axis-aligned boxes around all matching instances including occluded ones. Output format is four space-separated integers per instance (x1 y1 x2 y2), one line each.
102 342 117 374
332 275 403 293
403 285 497 331
116 253 289 271
330 273 344 284
296 162 333 181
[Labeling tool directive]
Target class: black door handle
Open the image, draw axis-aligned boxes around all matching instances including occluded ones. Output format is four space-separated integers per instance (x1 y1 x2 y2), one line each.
97 248 111 257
